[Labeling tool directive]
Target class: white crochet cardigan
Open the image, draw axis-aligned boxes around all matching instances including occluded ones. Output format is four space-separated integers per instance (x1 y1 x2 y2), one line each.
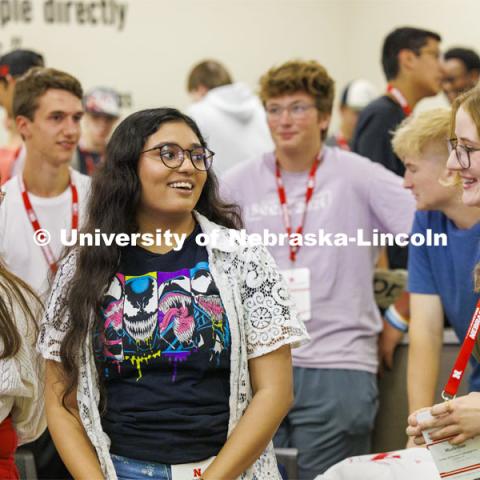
0 294 46 444
38 212 309 479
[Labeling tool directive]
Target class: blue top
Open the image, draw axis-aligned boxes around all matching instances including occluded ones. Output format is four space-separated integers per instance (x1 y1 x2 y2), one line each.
408 210 480 391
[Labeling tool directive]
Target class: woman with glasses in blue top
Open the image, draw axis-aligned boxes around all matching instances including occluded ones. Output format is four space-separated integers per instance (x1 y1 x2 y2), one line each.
38 107 308 480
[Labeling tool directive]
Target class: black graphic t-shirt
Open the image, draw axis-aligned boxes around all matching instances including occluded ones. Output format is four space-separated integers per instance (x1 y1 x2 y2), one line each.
95 225 231 464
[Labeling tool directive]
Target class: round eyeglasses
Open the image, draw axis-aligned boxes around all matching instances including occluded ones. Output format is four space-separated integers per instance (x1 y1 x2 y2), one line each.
448 138 480 170
265 103 317 120
142 143 214 171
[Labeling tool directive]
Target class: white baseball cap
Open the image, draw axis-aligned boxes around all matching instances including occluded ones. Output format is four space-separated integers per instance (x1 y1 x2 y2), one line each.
341 79 378 110
83 87 121 118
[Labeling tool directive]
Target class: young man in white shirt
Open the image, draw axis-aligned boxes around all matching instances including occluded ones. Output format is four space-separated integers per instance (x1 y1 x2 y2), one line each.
0 66 91 479
0 67 91 297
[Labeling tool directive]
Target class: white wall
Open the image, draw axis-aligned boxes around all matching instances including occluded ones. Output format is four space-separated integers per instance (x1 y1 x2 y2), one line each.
1 0 478 143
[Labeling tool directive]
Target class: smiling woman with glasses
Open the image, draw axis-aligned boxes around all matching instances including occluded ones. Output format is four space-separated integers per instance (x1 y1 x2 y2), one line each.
446 87 480 206
447 137 480 170
38 107 307 480
408 86 480 451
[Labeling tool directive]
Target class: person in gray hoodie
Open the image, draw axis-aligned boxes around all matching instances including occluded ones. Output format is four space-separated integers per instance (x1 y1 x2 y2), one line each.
186 60 273 174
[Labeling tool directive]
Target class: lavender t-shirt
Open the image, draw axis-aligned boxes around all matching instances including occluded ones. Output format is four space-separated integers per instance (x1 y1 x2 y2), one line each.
221 146 415 373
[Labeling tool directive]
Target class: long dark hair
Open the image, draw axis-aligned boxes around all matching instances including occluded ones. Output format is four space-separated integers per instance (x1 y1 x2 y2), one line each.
0 261 41 359
59 108 242 406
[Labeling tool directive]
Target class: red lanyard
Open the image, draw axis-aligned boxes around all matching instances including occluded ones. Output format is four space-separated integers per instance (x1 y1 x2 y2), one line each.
386 84 412 116
442 298 480 400
336 133 351 151
20 176 79 274
12 146 21 161
275 155 321 263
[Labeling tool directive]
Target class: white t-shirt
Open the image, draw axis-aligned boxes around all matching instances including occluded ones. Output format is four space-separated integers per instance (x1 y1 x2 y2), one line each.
0 169 91 297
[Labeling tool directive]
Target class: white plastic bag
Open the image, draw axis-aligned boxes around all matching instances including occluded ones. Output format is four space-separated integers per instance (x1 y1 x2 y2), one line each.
316 448 440 480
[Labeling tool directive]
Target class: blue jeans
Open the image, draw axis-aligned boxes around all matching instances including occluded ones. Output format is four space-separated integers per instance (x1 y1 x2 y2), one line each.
111 454 172 480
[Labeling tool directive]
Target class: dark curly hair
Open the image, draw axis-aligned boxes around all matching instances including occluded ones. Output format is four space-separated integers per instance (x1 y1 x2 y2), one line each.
58 107 242 408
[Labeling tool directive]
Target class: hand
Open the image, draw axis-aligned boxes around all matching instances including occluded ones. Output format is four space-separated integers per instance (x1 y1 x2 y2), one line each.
405 436 424 449
406 407 430 446
378 318 404 372
427 393 480 445
406 393 480 446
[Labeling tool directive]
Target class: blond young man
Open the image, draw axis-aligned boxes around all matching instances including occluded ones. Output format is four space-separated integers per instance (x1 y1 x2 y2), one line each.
222 60 415 478
392 109 480 443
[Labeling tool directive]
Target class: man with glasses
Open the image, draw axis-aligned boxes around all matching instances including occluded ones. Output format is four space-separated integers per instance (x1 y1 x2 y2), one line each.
352 27 443 356
352 26 442 178
442 48 480 104
391 109 480 447
222 59 415 478
0 49 45 184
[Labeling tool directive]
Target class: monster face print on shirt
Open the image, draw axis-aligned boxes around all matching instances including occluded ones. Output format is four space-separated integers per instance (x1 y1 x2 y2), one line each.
96 228 231 465
97 261 231 381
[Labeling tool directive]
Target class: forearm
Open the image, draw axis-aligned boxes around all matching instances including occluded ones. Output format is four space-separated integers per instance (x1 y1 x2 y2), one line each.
407 331 442 413
45 361 104 479
47 404 104 479
203 388 291 480
47 404 104 480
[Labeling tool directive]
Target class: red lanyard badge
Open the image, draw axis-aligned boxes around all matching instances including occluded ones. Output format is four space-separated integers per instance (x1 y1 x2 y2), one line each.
20 175 79 274
275 155 321 263
442 298 480 400
386 84 412 116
